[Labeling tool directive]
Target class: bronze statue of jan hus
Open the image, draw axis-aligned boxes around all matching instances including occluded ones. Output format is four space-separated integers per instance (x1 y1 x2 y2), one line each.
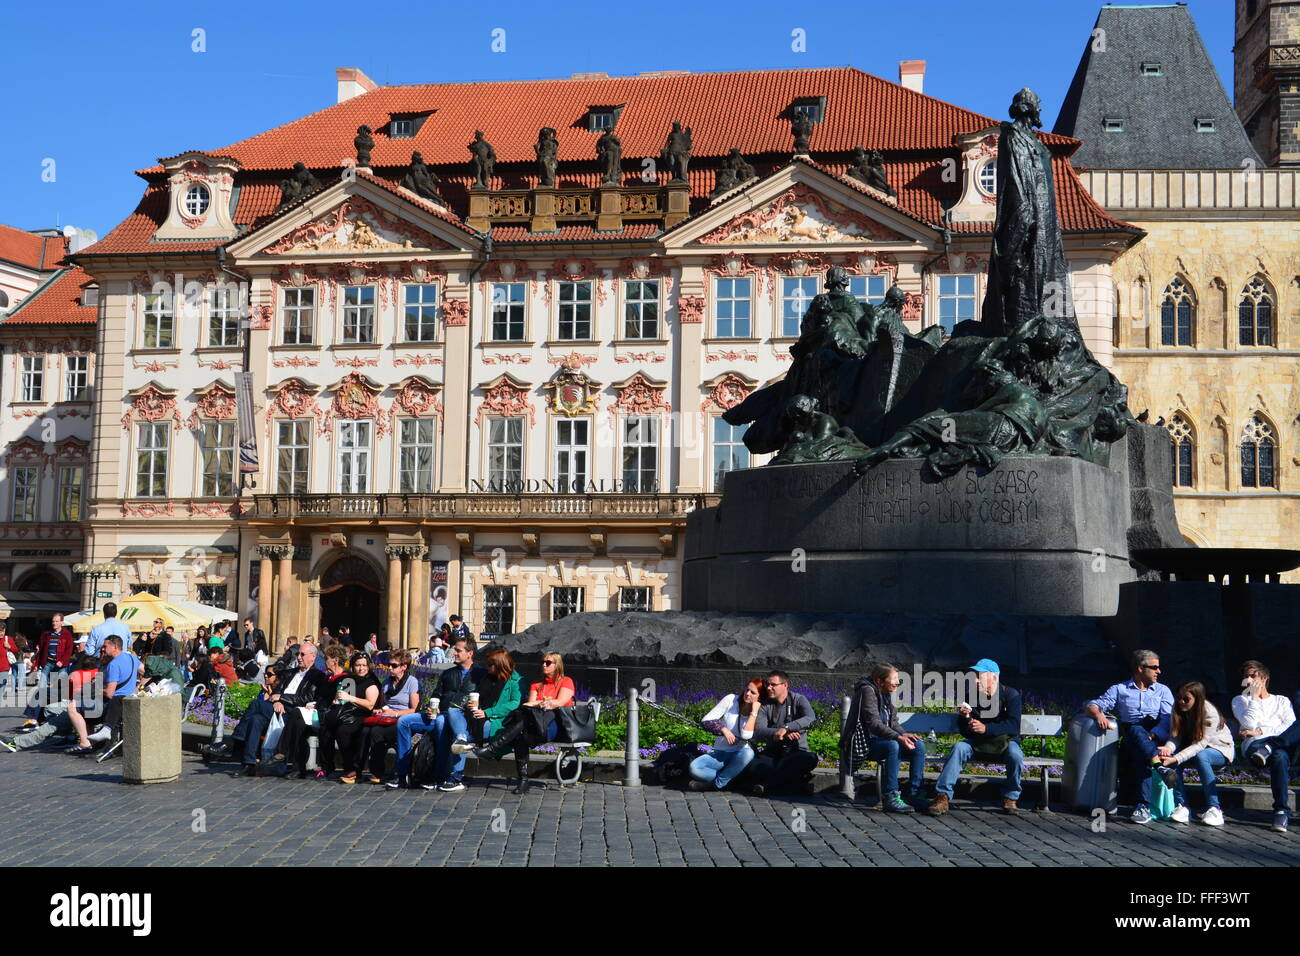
469 130 496 189
660 121 692 182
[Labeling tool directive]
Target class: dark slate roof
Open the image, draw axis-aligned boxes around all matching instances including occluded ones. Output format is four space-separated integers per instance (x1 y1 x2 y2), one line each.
1053 4 1262 170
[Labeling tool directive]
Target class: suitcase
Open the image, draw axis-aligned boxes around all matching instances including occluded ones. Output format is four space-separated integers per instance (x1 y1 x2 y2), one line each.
1061 712 1118 814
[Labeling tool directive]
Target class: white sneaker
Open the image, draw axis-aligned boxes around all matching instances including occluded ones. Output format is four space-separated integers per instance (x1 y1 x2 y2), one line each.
1202 807 1225 827
1170 805 1190 824
87 726 111 743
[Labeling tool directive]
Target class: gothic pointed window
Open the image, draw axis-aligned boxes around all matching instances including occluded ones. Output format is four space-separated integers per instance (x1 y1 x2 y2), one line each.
1166 414 1194 488
1160 277 1194 347
1240 415 1277 488
1238 276 1274 347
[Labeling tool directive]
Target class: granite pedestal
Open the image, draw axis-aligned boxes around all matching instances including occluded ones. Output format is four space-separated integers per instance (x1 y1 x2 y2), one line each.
122 694 181 784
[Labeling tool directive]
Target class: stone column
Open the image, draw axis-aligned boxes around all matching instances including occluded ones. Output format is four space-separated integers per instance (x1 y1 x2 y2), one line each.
257 549 274 644
385 545 402 650
407 545 429 648
270 545 293 651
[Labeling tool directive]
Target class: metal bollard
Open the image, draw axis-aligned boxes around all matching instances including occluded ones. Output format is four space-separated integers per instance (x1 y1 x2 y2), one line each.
838 695 855 799
624 687 640 788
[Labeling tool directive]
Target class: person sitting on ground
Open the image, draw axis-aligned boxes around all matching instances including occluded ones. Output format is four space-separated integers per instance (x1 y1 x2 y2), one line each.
361 649 420 784
1155 680 1234 827
1085 648 1173 825
328 652 382 784
843 663 928 812
1 652 101 754
930 659 1023 815
1232 659 1296 833
749 670 821 798
454 646 522 754
474 651 575 794
689 678 762 791
271 642 334 777
86 636 141 750
229 667 282 776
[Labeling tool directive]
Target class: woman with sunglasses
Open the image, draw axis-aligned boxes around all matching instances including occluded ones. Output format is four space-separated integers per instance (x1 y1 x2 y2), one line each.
360 648 421 785
474 652 574 793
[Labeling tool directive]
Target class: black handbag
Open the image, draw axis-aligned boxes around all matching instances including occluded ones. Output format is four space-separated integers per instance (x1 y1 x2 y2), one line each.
554 702 597 743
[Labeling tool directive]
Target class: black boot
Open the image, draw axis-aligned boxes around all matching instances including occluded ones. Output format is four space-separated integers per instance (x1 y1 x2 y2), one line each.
474 720 524 760
512 756 530 795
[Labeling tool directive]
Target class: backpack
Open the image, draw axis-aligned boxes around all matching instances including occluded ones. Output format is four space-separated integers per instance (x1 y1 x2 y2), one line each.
411 730 440 784
652 744 701 787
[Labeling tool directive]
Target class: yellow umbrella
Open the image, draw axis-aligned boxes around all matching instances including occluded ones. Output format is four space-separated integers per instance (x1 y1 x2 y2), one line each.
72 593 209 634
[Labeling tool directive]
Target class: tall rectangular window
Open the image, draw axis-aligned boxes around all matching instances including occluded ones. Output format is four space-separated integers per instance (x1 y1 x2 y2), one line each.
618 586 651 611
482 585 516 637
200 421 236 497
208 287 241 347
56 465 83 521
622 416 658 493
135 422 169 497
491 283 526 341
342 285 376 344
551 586 584 620
554 419 589 492
19 355 44 402
937 274 976 332
11 466 38 522
276 419 311 494
849 274 887 305
487 417 524 492
403 284 439 342
781 276 818 337
282 288 315 345
142 292 175 348
714 277 751 338
557 281 592 340
64 355 89 401
337 420 371 493
712 418 750 491
398 418 436 493
623 280 659 339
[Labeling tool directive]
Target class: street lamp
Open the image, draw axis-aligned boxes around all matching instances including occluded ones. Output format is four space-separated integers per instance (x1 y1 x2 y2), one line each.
73 563 119 613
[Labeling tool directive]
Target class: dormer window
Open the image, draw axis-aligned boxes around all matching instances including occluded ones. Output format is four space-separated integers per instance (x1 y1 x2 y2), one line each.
1140 62 1163 77
1103 118 1125 133
81 286 99 308
792 97 827 123
390 118 415 138
184 184 210 217
1194 117 1217 133
587 105 624 132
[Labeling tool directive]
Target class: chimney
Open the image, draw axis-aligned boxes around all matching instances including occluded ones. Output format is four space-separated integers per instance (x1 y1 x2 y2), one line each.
899 60 925 94
336 67 378 103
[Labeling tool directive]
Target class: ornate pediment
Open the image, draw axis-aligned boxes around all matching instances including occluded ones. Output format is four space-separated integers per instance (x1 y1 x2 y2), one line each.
698 184 906 245
262 196 452 255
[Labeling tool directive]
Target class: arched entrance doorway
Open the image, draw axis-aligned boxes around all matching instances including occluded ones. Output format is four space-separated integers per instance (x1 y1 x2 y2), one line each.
318 554 382 641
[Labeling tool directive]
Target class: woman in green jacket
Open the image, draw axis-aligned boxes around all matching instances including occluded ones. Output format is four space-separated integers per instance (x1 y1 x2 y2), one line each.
459 646 521 748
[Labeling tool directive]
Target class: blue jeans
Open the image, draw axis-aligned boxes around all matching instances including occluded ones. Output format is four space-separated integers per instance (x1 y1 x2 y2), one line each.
1174 747 1227 810
434 708 494 784
866 736 927 797
2 662 23 707
1121 719 1164 807
1244 737 1293 812
935 739 1023 800
689 747 754 789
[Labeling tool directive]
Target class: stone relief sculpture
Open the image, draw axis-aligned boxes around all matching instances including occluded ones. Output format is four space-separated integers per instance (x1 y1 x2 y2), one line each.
724 89 1137 480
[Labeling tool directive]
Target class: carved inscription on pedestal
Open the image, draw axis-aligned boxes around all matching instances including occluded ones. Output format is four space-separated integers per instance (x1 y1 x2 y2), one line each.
859 466 1041 526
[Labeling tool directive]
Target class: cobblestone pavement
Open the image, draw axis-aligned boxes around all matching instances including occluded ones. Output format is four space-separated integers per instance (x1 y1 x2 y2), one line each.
2 749 1297 867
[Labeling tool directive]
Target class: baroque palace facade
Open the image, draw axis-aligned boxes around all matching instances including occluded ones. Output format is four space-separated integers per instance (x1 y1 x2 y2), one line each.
6 66 1143 648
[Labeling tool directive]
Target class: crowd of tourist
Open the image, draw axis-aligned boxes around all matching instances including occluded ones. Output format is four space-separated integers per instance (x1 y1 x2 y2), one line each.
2 608 1296 832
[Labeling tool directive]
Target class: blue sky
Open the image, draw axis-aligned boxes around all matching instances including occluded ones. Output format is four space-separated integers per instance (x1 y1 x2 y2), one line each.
0 0 1237 239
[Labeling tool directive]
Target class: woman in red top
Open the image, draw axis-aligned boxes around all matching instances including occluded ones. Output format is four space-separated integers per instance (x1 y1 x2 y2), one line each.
475 652 575 793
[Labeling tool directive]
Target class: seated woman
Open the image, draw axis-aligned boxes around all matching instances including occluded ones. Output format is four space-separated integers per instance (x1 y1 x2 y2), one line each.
1156 681 1233 827
454 647 521 752
841 663 928 812
688 679 761 791
227 667 282 775
360 648 420 784
322 652 382 783
474 652 574 794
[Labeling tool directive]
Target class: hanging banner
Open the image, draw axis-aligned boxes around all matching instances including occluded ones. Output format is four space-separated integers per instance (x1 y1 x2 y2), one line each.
429 561 449 636
236 371 259 475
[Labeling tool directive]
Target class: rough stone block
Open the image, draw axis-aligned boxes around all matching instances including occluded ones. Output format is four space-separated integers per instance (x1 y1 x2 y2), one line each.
122 694 182 785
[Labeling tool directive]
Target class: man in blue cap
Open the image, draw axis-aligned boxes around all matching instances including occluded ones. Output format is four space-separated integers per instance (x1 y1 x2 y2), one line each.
928 659 1024 815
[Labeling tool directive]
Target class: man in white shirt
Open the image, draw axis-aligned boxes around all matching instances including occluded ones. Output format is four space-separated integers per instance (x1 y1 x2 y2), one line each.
1232 660 1296 833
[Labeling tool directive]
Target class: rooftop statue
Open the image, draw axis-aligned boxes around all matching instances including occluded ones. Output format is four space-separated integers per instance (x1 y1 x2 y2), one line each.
277 162 322 208
724 89 1136 479
791 110 813 153
469 130 496 190
660 121 692 183
596 129 622 186
354 125 375 168
535 127 559 187
400 151 442 203
711 147 757 197
847 146 897 198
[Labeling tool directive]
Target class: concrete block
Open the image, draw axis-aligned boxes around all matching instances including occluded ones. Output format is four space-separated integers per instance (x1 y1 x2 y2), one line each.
122 694 182 785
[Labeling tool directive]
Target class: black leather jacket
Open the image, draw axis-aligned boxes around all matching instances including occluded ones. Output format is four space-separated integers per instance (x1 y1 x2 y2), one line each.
435 665 486 711
277 667 332 709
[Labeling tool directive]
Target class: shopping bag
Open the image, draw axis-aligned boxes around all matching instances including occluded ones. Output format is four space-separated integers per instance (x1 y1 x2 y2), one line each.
1149 766 1176 820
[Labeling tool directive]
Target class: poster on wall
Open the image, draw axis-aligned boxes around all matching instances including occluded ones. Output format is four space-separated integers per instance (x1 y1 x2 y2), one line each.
247 559 261 625
429 561 449 637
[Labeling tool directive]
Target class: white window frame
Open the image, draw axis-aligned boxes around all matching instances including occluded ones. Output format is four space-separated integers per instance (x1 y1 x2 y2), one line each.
11 465 38 522
183 183 210 217
712 417 750 491
976 161 997 196
490 282 526 342
553 418 590 493
135 422 170 498
390 118 415 138
780 276 818 338
341 285 376 344
556 281 593 341
19 355 44 402
336 420 372 494
621 415 659 493
713 277 752 338
282 287 315 346
200 420 236 498
486 416 525 492
402 283 440 343
937 274 977 332
398 417 437 493
208 287 241 348
276 419 311 494
849 274 888 305
623 279 660 339
142 291 175 349
64 354 89 401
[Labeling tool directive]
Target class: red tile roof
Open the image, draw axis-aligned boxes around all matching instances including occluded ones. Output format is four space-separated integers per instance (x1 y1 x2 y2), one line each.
79 67 1133 257
0 224 68 271
2 265 97 326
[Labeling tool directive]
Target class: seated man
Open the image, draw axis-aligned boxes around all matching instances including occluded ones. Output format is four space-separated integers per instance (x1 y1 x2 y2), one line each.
929 659 1023 815
1085 648 1173 825
270 643 333 776
1232 660 1296 833
1 651 101 753
86 636 141 750
389 637 482 791
750 670 820 797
